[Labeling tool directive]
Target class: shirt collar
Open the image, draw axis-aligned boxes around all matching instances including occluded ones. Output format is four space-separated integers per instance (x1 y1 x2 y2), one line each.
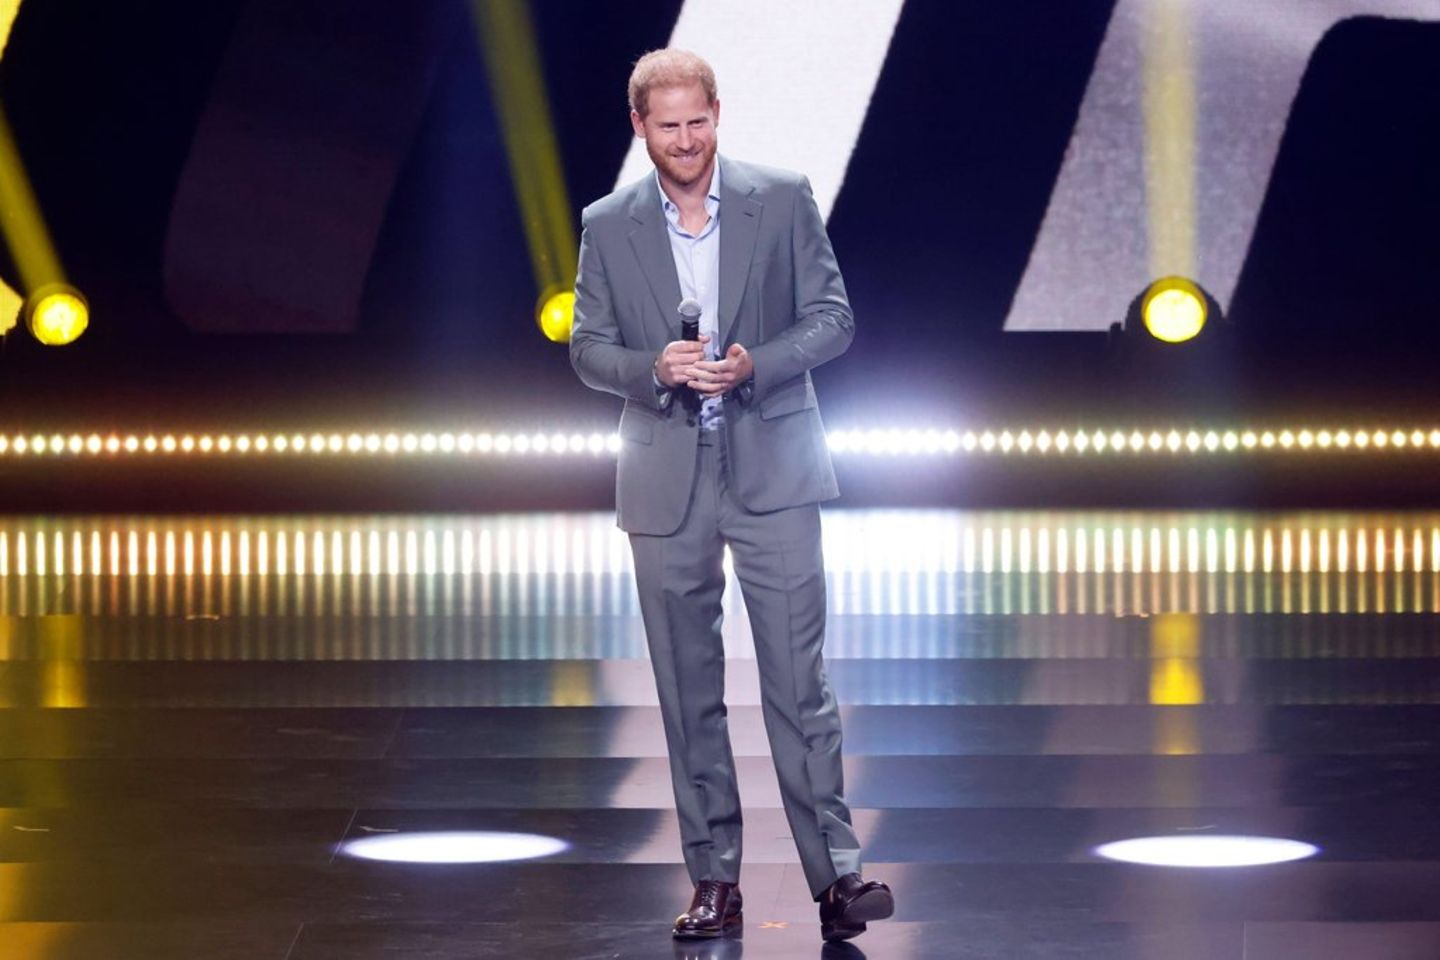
655 159 722 216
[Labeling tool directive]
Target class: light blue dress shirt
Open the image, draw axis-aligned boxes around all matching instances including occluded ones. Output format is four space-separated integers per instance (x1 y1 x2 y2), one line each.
657 163 723 430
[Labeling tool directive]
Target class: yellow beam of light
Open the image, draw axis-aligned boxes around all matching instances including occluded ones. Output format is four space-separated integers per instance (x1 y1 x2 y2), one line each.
0 103 65 292
0 274 20 334
1141 0 1196 280
0 0 22 61
469 0 577 336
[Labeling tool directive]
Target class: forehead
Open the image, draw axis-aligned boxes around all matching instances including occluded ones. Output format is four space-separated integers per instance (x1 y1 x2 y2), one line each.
643 83 714 121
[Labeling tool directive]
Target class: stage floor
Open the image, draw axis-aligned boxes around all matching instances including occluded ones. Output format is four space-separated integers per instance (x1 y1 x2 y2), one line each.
1 510 1438 959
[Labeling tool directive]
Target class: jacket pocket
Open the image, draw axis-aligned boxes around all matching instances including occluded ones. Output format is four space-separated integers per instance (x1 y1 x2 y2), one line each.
619 404 657 443
759 378 818 420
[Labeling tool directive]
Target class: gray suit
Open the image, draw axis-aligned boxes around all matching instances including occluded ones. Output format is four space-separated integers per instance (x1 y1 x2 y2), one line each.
571 156 861 897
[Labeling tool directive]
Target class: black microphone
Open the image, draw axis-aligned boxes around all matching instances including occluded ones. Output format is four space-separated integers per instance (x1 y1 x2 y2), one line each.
678 297 702 342
676 298 703 418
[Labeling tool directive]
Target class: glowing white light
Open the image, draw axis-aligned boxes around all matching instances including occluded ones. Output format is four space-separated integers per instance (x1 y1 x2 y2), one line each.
343 831 569 865
1095 835 1318 868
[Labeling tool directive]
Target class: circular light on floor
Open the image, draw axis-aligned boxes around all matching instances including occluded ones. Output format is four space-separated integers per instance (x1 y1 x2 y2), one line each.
1095 835 1318 868
342 830 568 864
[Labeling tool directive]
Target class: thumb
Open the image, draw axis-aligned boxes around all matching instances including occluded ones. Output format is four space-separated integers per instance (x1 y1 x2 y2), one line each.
726 343 745 358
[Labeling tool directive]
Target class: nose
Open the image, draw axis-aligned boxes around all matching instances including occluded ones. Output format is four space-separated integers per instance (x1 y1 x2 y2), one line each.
676 126 692 149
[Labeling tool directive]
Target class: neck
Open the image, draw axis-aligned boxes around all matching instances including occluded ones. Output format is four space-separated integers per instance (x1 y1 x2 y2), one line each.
658 158 717 215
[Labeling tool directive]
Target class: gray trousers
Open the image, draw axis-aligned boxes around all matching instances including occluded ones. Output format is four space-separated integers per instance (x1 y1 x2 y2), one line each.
629 433 861 899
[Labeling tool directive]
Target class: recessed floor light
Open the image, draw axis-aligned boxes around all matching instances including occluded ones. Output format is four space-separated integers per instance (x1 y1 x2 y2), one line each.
343 831 568 864
1094 835 1318 868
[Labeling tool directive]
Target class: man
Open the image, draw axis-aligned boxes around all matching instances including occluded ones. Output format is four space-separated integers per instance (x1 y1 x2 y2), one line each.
570 49 893 943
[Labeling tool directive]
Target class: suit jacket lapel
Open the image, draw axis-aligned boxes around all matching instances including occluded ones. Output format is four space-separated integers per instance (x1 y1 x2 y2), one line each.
718 156 761 347
625 180 683 345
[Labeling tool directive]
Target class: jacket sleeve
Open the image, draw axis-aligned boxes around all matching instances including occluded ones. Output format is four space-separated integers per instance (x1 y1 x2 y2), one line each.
745 176 855 403
569 208 670 410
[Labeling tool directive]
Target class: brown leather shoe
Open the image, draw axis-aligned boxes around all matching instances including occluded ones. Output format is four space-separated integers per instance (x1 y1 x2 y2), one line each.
673 880 743 939
818 872 893 942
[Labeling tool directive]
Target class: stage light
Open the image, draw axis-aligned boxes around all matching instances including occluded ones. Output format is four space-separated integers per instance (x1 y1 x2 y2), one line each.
537 289 574 343
343 830 568 865
1095 835 1318 868
25 285 89 346
1139 276 1207 344
180 435 195 453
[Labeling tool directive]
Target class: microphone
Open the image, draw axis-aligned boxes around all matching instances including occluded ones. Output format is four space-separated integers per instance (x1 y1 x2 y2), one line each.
678 297 702 342
676 298 703 418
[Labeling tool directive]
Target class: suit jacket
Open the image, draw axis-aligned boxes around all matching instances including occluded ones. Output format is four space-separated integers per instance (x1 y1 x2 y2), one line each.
570 155 854 535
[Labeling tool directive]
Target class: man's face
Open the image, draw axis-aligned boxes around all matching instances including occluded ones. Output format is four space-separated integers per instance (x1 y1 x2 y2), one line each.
631 83 720 190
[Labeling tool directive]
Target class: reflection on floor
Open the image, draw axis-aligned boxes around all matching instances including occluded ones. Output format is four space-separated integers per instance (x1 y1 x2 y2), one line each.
0 511 1438 959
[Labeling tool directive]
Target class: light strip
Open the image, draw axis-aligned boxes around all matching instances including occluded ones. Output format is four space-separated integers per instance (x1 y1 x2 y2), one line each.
1 427 1440 458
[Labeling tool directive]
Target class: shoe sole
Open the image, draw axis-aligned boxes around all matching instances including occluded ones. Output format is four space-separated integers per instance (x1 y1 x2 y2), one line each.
673 914 742 940
820 888 895 942
844 888 895 924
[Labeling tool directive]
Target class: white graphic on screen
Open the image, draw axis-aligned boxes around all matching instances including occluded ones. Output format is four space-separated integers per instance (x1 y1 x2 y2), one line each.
1006 0 1440 331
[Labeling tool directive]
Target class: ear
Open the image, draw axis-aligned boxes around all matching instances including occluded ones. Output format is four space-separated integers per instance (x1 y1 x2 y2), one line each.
630 109 645 139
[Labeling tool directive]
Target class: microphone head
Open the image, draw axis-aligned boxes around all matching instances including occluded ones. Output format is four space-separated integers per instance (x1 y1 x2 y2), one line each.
677 297 703 320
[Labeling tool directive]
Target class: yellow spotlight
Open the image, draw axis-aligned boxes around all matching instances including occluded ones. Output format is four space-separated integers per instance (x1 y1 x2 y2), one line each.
537 288 574 343
25 285 89 346
1140 276 1207 344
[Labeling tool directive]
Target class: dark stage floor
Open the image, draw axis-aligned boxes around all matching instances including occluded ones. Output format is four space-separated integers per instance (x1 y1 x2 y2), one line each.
1 511 1438 959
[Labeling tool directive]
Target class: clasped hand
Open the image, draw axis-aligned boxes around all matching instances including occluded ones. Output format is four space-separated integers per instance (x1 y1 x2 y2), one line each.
656 335 753 396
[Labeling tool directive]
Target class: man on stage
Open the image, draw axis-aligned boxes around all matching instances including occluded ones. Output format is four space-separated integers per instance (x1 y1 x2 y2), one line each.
569 48 893 943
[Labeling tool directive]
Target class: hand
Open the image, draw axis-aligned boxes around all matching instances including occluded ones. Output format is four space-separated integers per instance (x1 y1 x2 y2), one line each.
655 335 709 388
689 343 754 396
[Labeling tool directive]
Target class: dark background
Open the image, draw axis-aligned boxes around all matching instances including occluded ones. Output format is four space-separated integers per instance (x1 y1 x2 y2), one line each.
0 0 1437 439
